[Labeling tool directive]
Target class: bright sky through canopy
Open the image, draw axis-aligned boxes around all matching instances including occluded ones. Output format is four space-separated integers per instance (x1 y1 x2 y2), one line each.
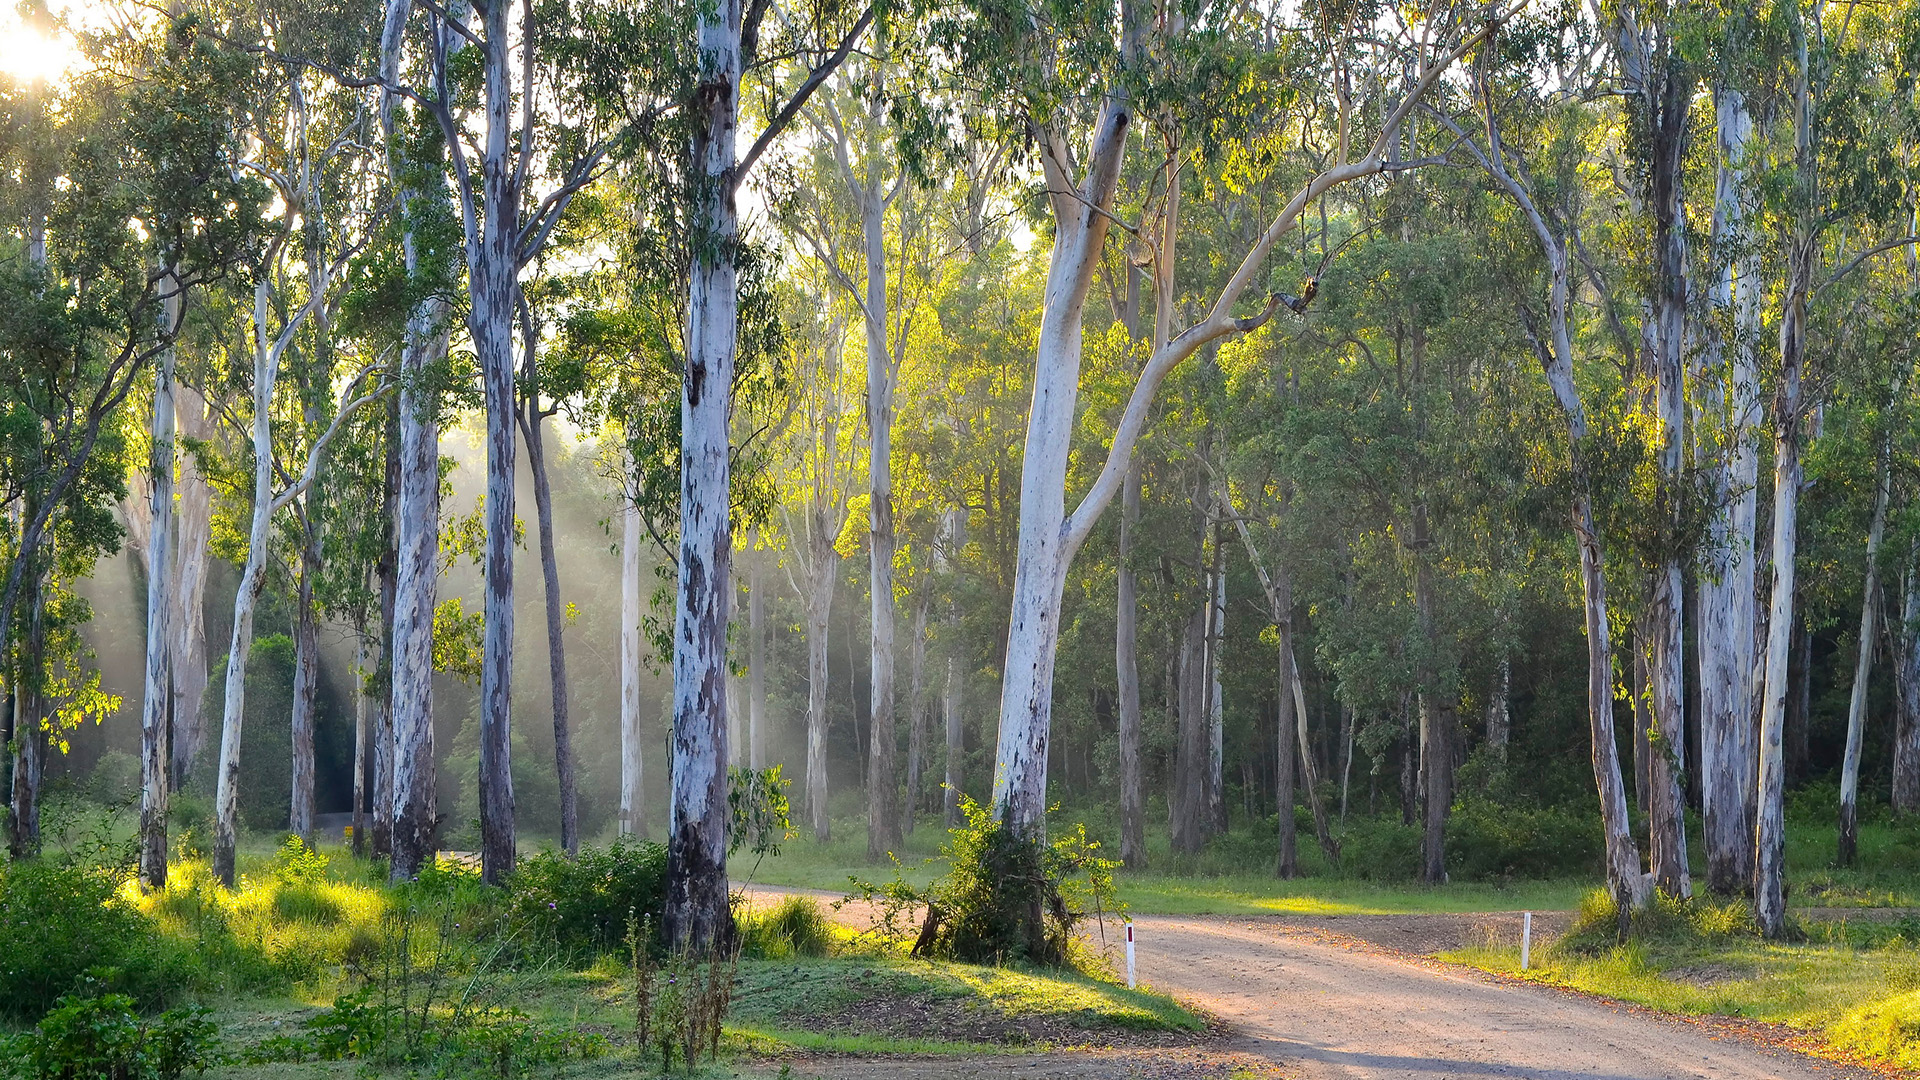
0 2 84 84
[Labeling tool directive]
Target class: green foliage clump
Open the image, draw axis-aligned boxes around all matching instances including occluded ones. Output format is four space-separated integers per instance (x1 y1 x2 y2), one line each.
1443 797 1603 881
0 993 220 1080
737 895 833 959
1832 989 1920 1069
1553 888 1765 957
858 798 1120 968
0 860 205 1019
506 840 667 958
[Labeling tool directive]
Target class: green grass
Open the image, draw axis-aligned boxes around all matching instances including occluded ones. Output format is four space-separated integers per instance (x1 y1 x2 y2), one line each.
725 955 1202 1053
1445 890 1920 1069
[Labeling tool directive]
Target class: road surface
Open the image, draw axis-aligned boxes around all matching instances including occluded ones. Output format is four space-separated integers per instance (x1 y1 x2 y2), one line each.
1129 913 1879 1080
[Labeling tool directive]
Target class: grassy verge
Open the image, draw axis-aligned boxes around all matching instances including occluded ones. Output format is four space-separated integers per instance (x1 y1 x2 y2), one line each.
1444 891 1920 1070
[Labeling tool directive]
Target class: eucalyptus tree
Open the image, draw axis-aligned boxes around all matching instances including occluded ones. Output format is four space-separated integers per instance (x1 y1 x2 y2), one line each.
1695 11 1766 898
929 0 1509 836
1428 28 1651 907
208 63 388 886
1611 0 1694 900
782 58 943 857
1755 0 1914 937
0 15 267 887
667 0 871 947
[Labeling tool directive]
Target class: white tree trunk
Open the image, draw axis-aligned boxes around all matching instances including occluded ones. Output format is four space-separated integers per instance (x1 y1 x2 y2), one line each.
1757 21 1815 940
863 172 902 860
620 480 647 836
668 0 741 948
381 0 444 882
212 285 284 886
170 385 214 782
1839 402 1892 864
749 552 767 771
138 289 178 891
988 34 1492 832
803 547 836 841
1698 85 1762 897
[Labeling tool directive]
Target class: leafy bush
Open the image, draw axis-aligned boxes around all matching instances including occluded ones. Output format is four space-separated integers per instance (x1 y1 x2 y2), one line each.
1 992 220 1080
0 860 201 1019
737 895 832 959
506 840 667 959
856 797 1120 968
1444 797 1603 880
1330 815 1422 880
267 835 330 884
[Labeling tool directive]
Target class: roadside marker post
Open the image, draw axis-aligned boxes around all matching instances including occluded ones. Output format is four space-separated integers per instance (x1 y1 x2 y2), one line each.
1125 920 1136 988
1521 911 1532 972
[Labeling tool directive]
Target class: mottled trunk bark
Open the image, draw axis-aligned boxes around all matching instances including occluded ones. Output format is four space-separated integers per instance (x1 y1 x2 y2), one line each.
372 396 400 859
382 0 444 882
213 308 280 886
170 385 214 783
667 0 743 949
470 7 521 882
1699 85 1762 897
139 298 178 891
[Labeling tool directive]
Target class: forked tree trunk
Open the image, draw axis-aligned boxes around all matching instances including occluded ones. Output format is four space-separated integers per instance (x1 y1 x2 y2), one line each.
619 486 647 837
668 0 743 949
988 31 1494 834
1698 84 1762 897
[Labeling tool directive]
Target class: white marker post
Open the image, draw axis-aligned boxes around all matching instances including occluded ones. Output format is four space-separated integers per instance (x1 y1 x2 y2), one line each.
1521 911 1533 972
1125 920 1136 988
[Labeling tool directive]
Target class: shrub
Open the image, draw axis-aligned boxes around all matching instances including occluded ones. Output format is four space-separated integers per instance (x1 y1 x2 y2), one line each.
737 895 832 959
0 860 199 1019
506 840 667 959
856 797 1120 968
1444 797 1603 880
1 992 220 1080
267 835 329 884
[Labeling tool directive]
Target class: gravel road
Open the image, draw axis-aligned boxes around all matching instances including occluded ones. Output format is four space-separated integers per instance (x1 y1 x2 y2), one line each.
1128 913 1884 1080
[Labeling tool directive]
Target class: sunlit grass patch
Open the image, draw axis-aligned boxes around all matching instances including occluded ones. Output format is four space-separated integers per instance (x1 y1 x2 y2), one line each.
938 964 1202 1031
1444 888 1920 1070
